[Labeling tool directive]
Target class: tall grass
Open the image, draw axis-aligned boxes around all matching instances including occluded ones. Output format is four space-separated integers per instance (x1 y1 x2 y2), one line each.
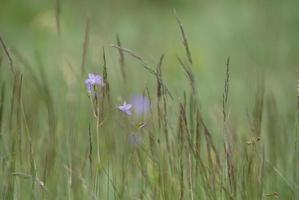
0 11 298 200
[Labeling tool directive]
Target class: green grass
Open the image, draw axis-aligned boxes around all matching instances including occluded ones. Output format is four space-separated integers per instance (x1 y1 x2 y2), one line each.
0 0 298 199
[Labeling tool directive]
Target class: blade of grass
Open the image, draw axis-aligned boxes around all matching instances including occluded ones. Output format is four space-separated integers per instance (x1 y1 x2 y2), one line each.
174 10 193 65
0 35 16 74
81 17 90 75
55 0 61 35
116 34 127 86
111 45 173 99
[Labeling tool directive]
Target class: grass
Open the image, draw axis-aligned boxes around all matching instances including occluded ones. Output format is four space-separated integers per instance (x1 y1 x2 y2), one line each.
0 1 298 199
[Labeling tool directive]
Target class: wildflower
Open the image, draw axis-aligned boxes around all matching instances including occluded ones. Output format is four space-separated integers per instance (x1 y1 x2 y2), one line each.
130 95 150 115
118 101 132 115
85 73 104 92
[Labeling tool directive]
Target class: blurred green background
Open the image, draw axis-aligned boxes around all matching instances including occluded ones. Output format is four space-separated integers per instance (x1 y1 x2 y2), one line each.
1 0 298 140
0 0 299 199
1 0 298 106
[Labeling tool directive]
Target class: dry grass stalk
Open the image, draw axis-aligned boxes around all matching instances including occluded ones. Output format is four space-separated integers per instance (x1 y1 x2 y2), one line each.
0 35 16 74
55 0 61 35
174 10 193 65
81 17 90 75
116 34 127 86
112 45 173 99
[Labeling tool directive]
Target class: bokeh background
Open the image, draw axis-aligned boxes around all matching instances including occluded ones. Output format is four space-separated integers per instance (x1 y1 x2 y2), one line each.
0 0 298 198
1 0 298 113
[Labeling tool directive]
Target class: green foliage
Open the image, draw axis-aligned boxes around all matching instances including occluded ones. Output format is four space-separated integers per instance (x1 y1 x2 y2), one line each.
0 0 298 199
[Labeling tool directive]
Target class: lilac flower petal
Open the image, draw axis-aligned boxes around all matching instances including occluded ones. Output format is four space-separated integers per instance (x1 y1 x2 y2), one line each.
130 95 150 115
85 79 93 92
125 110 132 115
85 73 105 92
88 73 95 79
93 75 103 85
118 101 132 115
124 103 132 110
86 84 92 92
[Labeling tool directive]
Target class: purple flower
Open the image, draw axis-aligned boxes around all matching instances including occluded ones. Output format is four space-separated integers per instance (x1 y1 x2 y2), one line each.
130 95 150 115
118 101 132 115
85 73 104 92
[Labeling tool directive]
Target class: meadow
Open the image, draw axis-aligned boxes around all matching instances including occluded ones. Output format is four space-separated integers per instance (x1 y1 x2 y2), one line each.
0 0 298 199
